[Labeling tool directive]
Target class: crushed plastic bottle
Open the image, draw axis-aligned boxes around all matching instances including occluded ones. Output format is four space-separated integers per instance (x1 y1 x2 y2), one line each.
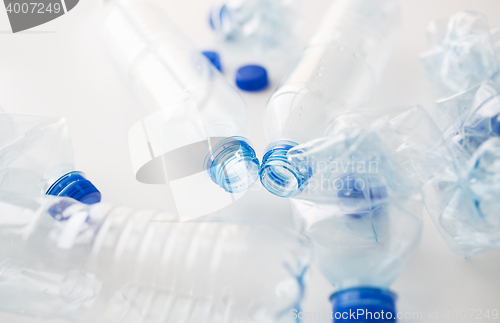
420 11 500 99
0 112 101 204
260 0 401 197
102 0 259 220
0 193 311 322
424 81 500 257
287 107 431 322
209 0 302 53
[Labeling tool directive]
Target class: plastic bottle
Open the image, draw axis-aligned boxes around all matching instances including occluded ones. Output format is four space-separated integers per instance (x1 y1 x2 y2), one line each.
420 11 500 99
0 193 311 322
102 0 258 197
209 0 302 53
291 170 422 322
285 106 432 322
424 81 500 257
260 0 401 197
0 112 101 204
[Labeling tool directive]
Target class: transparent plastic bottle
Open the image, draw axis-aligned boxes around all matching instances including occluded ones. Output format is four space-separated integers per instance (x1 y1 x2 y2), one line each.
0 193 312 323
102 0 259 197
260 0 401 197
0 112 101 204
424 81 500 257
209 0 302 53
290 170 422 321
286 106 431 322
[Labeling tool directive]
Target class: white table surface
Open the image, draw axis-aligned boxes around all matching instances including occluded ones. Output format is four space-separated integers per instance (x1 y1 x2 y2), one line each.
0 0 500 322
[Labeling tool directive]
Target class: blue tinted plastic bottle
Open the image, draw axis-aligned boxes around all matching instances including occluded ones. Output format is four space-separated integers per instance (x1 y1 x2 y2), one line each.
209 0 302 53
0 113 100 204
284 106 430 322
291 172 422 322
261 0 401 197
102 0 259 195
0 194 311 323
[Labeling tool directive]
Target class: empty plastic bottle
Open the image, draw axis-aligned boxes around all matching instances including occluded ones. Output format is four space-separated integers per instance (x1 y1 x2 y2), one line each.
102 0 259 219
424 81 500 257
287 107 428 322
260 0 401 197
0 193 311 322
0 112 101 204
102 0 258 197
209 0 302 53
420 11 500 99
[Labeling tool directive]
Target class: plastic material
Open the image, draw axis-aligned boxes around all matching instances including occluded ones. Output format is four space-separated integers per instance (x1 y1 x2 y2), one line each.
46 171 101 205
420 11 500 99
209 0 302 53
103 0 258 218
330 288 397 322
424 81 500 257
202 50 222 71
287 107 434 320
235 65 268 91
0 112 100 204
0 194 312 323
204 137 259 192
259 141 310 198
261 0 401 197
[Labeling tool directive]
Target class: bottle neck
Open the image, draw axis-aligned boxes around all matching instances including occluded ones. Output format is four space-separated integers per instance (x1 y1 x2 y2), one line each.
330 287 397 322
205 136 259 193
259 140 311 198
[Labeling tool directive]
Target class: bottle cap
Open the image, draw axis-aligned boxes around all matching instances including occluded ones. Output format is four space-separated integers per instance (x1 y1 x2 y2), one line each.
337 176 388 200
46 171 101 205
330 287 397 322
202 51 222 72
235 65 268 91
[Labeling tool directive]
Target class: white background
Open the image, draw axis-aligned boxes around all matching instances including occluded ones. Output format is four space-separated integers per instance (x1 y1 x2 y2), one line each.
0 0 500 322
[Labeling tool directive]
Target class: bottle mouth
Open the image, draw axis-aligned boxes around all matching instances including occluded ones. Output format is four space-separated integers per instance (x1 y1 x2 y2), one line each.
330 287 397 322
259 141 311 198
46 171 101 205
205 137 259 193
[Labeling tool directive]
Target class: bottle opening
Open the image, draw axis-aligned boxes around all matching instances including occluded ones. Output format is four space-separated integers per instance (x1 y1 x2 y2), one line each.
205 137 259 193
46 171 101 205
330 287 397 322
259 141 310 198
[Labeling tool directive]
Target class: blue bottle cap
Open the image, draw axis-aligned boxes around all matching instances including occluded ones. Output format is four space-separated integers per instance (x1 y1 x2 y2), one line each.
202 51 222 72
330 287 397 322
337 176 388 200
235 65 268 91
46 171 101 205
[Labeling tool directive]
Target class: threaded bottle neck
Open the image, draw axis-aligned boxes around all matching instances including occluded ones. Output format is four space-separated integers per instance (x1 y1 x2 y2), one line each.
259 141 311 198
204 136 259 193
